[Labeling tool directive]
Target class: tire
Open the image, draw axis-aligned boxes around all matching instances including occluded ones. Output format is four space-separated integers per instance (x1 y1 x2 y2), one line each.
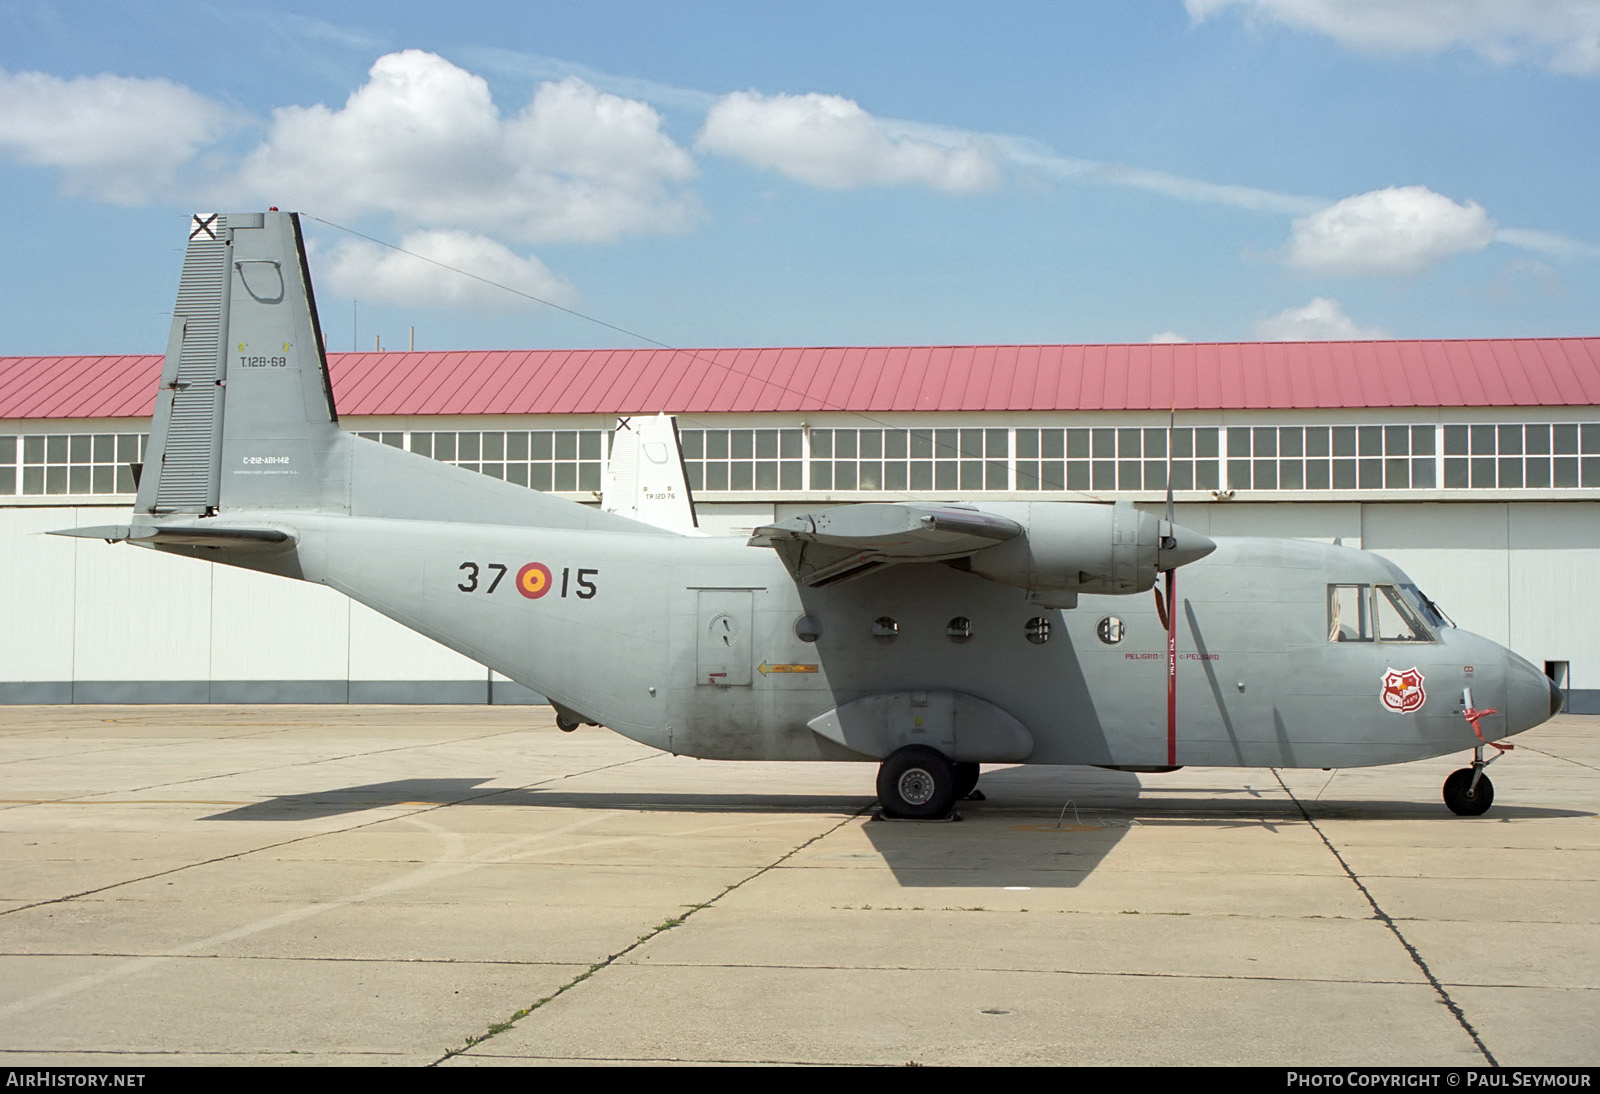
952 761 981 800
877 746 957 820
1443 767 1494 816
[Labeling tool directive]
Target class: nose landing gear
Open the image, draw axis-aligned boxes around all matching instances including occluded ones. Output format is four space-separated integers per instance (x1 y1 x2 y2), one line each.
1445 689 1513 816
1443 762 1494 816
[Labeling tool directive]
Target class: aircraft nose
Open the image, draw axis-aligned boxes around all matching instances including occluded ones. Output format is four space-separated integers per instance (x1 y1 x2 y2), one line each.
1159 523 1216 571
1503 653 1563 733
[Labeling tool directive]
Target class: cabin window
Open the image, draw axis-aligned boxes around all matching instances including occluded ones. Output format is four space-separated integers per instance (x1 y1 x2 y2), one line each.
946 617 973 643
794 615 822 643
871 617 899 641
1025 617 1051 645
1329 584 1434 643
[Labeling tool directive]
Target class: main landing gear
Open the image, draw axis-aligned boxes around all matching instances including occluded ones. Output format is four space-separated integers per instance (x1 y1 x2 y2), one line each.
876 747 983 819
877 746 958 820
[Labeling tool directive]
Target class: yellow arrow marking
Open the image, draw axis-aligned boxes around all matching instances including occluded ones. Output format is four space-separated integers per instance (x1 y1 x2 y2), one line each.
758 661 818 675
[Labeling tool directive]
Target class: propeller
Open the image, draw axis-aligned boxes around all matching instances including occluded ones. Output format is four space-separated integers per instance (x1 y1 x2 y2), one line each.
1154 404 1179 766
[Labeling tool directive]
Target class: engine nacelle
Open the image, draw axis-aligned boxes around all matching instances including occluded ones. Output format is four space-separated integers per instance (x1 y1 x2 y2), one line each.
965 501 1213 597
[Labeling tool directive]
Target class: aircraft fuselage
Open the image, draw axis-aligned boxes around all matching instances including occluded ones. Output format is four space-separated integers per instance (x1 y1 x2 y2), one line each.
202 514 1556 772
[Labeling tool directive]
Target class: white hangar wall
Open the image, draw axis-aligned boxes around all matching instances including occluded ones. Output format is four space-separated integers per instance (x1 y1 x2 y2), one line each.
5 496 1597 712
5 506 540 705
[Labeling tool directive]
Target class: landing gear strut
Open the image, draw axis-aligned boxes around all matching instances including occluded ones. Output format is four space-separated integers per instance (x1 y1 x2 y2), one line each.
877 746 958 820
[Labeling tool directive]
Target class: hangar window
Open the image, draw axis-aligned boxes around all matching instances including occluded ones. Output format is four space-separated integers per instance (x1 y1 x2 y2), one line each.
4 432 147 496
1444 423 1600 490
807 428 1005 493
1231 426 1435 492
400 430 605 493
679 428 803 492
1016 427 1219 493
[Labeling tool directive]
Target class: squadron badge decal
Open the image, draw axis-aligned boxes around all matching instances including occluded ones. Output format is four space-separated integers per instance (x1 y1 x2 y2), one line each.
1380 667 1427 714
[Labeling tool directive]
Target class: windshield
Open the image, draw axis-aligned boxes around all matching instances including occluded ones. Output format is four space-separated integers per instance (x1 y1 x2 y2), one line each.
1328 583 1438 643
1399 583 1454 630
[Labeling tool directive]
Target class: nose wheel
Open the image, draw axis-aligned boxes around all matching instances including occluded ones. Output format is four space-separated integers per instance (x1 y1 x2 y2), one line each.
1443 765 1494 816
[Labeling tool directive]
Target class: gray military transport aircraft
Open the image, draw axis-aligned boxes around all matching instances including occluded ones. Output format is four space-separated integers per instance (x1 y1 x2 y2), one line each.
56 211 1564 819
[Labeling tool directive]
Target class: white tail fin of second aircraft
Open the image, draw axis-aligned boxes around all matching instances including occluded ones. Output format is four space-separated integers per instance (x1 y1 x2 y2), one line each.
601 414 700 533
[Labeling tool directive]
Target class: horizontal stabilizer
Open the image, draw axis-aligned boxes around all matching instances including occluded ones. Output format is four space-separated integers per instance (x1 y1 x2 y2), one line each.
50 523 294 548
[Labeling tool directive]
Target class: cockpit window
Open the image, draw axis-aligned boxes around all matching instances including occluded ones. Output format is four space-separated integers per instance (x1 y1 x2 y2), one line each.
1328 584 1435 644
1399 583 1453 630
1329 584 1369 642
1374 585 1432 642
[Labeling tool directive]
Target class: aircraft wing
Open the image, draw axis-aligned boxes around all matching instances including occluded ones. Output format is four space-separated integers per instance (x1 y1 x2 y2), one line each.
751 499 1215 598
749 503 1021 586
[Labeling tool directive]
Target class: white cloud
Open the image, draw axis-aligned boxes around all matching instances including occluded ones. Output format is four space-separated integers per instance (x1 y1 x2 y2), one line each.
1186 0 1600 75
1285 186 1496 276
1149 331 1189 343
696 90 1002 192
319 230 576 311
229 50 698 243
0 68 232 202
1252 297 1388 340
1495 227 1600 260
1001 137 1322 215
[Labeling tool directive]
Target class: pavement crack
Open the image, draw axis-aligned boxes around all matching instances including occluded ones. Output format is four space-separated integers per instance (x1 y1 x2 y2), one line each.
432 805 870 1066
1273 769 1498 1067
1516 745 1600 772
0 755 652 919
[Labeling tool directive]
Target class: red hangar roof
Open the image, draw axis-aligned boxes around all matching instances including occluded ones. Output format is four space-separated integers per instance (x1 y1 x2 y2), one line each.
3 338 1599 421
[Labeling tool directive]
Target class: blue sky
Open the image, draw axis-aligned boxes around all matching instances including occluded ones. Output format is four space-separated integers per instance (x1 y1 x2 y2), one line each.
2 1 1597 356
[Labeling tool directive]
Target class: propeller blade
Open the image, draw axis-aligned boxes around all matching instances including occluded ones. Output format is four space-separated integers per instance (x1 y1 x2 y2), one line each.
1165 402 1175 530
1166 566 1178 767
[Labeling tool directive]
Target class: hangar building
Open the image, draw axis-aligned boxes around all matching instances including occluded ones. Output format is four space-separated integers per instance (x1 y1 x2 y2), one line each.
3 338 1598 711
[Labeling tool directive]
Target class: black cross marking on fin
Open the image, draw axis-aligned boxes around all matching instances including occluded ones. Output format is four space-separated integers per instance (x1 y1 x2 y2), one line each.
190 214 219 241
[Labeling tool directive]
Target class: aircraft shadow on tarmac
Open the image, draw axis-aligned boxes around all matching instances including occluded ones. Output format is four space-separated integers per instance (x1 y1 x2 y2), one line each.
200 770 1589 889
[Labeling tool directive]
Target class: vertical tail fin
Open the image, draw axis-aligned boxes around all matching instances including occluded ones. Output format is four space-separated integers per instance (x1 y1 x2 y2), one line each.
601 413 700 533
136 212 346 516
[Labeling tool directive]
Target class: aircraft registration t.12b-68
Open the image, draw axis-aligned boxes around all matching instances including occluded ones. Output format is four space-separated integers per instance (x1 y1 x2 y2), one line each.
57 212 1564 819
